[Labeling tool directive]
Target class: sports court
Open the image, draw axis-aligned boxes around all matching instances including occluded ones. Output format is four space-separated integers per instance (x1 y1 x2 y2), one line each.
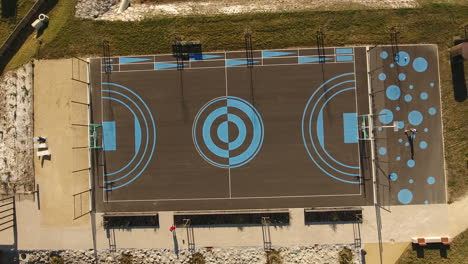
88 44 446 212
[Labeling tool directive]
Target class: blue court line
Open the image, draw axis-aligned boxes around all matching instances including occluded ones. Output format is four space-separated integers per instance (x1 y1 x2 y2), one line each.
189 54 223 61
298 56 333 64
262 51 296 58
155 63 187 70
120 57 152 64
336 48 353 55
101 92 148 178
102 83 157 191
336 55 354 62
314 86 360 172
102 121 116 151
302 73 360 184
226 60 259 67
343 113 358 144
135 118 141 154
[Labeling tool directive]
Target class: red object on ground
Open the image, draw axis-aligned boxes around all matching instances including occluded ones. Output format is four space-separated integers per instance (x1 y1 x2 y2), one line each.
169 225 175 232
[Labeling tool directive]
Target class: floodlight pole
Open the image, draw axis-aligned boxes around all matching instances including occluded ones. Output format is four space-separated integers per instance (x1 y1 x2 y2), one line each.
366 46 378 206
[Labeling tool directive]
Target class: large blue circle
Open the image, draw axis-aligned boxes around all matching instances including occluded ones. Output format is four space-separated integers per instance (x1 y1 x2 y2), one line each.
413 57 428 72
193 96 264 168
386 85 401 100
398 189 413 204
408 110 423 126
395 51 410 66
379 109 394 125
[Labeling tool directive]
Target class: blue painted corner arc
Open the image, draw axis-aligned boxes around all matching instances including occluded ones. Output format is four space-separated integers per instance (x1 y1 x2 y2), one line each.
101 82 157 191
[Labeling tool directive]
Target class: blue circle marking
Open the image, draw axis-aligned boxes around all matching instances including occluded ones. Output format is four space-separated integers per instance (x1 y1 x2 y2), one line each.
430 82 435 87
404 94 412 102
398 189 413 204
408 110 423 126
409 179 414 184
428 107 437 115
395 51 410 66
380 51 388 59
413 57 428 72
424 128 428 132
405 142 410 147
427 176 435 184
407 159 415 168
398 73 406 81
424 200 429 204
420 92 428 100
379 73 386 81
409 85 414 89
396 156 401 161
379 147 387 155
390 173 398 181
193 96 264 168
386 85 401 100
398 138 403 143
419 141 428 149
378 127 383 131
379 109 394 125
390 63 395 68
396 106 401 111
397 121 404 129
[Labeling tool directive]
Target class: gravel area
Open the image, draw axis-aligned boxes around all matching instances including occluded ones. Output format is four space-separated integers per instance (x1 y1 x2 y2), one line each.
0 63 34 194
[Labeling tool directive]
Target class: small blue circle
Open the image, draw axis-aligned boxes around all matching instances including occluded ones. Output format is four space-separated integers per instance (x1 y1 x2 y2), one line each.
396 106 401 111
390 63 395 68
420 92 428 100
408 111 423 126
398 73 406 81
405 142 410 147
378 73 386 81
396 51 410 66
424 128 428 132
398 189 413 204
217 121 229 143
396 156 401 161
413 57 428 72
378 127 383 131
407 159 415 168
379 147 387 155
390 173 398 181
430 82 435 87
379 109 394 124
409 85 414 89
404 94 412 102
398 138 403 143
397 121 404 129
428 107 437 115
419 141 428 149
409 179 414 184
424 200 429 204
427 176 435 184
386 85 401 100
380 51 388 59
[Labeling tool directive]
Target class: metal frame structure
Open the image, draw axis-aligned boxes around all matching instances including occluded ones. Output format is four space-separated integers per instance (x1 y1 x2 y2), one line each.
316 29 326 63
261 216 272 251
183 219 196 252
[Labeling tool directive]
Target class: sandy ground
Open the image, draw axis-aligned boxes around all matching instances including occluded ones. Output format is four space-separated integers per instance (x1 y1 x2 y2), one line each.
32 58 90 228
0 64 34 194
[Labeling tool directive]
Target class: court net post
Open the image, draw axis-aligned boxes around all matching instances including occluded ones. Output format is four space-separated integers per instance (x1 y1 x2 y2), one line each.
316 29 325 63
261 217 272 251
183 219 195 252
244 29 254 68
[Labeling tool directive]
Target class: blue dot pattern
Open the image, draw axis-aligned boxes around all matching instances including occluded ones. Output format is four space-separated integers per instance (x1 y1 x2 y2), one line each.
386 85 401 100
408 111 423 126
390 173 398 181
420 92 428 100
404 94 412 102
419 141 428 149
379 109 394 124
407 159 415 168
398 189 413 204
427 176 435 184
413 57 428 72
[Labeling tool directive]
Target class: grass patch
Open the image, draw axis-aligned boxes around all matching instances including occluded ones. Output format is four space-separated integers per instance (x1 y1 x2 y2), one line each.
3 1 468 200
0 0 36 43
396 228 468 263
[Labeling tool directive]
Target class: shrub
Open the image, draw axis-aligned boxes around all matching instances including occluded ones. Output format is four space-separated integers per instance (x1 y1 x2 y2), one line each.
49 255 65 264
189 252 205 264
338 247 354 264
120 253 132 264
266 250 283 264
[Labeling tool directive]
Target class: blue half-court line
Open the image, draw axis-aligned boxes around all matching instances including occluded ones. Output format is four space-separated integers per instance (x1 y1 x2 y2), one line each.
120 57 151 64
336 48 353 54
262 51 296 58
154 63 187 70
103 121 116 151
343 113 358 143
298 56 332 64
189 54 223 61
226 60 259 67
134 118 141 154
336 55 354 62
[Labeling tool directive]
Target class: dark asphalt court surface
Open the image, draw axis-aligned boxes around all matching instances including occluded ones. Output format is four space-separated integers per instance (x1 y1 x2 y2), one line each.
89 45 445 212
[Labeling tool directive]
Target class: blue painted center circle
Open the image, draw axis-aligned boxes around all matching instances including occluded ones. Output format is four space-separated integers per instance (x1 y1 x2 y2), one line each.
398 189 413 204
217 121 230 143
408 110 423 126
395 51 410 66
413 57 428 72
386 85 401 100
